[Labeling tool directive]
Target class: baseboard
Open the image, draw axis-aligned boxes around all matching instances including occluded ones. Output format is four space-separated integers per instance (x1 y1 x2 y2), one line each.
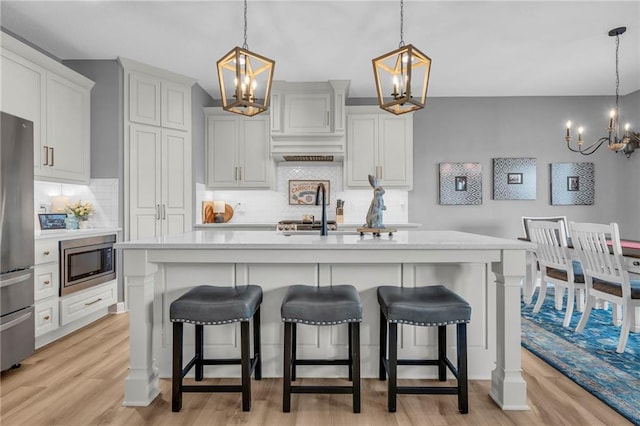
109 302 127 314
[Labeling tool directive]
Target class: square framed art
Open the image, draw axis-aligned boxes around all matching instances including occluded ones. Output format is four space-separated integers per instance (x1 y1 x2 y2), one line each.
550 162 594 205
439 162 482 205
492 158 536 200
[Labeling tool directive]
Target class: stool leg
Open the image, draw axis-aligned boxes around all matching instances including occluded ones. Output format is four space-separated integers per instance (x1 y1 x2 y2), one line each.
241 320 251 412
388 322 398 413
195 324 204 381
253 306 262 380
438 325 447 381
283 322 292 413
351 322 361 413
379 308 387 380
172 322 183 412
457 323 469 414
291 322 297 382
348 323 353 381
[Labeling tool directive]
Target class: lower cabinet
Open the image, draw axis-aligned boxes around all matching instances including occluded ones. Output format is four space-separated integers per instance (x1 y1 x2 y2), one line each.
34 298 59 338
60 281 117 326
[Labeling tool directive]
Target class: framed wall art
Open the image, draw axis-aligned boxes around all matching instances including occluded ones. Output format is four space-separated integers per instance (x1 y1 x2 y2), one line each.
550 162 594 205
439 162 482 205
492 158 536 200
288 180 330 205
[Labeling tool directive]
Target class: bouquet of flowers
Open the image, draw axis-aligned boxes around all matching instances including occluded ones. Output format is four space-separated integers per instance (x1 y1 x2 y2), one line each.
66 200 93 221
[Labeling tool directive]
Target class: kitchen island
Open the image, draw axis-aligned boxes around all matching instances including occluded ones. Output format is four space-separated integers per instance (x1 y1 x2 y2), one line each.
116 230 534 410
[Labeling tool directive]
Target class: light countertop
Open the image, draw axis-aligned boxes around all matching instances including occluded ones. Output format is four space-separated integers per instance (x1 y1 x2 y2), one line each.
35 227 121 240
115 229 533 251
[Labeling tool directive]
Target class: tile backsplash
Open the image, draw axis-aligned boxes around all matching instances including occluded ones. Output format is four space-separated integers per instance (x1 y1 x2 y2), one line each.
196 163 409 225
34 179 119 228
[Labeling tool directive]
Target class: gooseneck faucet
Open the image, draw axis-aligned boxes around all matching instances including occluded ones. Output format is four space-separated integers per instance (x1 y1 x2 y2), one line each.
315 183 328 236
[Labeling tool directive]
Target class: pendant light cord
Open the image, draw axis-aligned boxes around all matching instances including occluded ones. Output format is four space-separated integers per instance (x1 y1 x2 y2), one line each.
242 0 249 50
399 0 405 48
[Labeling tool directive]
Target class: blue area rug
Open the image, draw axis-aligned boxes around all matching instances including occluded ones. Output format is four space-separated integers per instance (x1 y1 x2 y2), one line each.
521 290 640 425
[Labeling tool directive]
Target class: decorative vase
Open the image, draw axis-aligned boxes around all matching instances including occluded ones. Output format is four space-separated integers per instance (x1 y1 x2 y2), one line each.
65 215 79 230
78 220 89 230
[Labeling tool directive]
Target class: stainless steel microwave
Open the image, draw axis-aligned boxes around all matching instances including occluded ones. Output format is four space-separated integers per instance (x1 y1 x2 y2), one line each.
60 234 116 296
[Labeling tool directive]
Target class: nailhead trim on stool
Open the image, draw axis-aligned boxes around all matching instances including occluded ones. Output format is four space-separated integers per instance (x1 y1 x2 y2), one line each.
281 284 362 413
170 285 262 413
378 285 471 414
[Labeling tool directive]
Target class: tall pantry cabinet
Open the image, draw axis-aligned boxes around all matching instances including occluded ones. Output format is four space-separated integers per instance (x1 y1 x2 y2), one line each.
120 58 195 241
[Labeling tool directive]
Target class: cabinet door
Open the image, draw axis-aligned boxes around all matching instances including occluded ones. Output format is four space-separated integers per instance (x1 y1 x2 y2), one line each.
129 72 161 126
161 81 190 131
161 129 191 236
284 93 331 134
207 116 239 188
378 114 412 188
45 73 90 183
1 51 46 174
346 114 378 187
129 124 162 240
239 117 271 188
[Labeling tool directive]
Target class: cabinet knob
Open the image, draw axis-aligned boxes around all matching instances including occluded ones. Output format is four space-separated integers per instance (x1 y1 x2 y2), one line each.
43 280 50 285
43 315 50 321
43 251 50 256
634 261 640 266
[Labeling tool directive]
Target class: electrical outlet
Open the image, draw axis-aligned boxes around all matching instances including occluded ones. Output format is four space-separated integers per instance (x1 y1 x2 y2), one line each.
39 203 48 212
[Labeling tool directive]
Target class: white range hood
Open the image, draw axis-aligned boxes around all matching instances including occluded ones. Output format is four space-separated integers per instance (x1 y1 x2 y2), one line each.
270 80 350 161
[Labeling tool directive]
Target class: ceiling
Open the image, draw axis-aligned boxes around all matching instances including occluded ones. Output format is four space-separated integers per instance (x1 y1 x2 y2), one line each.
1 1 639 100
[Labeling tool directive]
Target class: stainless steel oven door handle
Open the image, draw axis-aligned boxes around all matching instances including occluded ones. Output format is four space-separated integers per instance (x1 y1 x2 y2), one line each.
0 272 31 288
0 311 32 332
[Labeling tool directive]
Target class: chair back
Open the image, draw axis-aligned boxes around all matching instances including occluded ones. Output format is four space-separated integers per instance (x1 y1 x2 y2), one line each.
522 216 568 240
569 222 631 298
528 220 572 278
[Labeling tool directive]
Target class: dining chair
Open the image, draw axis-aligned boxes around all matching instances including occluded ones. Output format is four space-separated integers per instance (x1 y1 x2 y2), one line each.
528 220 585 328
569 221 640 353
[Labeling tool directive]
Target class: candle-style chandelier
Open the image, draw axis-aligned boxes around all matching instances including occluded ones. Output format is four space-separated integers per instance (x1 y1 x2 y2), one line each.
217 0 275 117
565 26 639 157
372 0 432 115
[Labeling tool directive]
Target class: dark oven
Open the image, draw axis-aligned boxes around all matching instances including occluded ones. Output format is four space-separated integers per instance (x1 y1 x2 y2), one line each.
60 234 116 296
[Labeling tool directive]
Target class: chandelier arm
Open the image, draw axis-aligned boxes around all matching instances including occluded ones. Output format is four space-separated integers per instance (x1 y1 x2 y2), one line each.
566 137 611 155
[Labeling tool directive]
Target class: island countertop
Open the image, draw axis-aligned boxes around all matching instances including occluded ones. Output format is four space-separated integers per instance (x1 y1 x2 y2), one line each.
115 229 534 251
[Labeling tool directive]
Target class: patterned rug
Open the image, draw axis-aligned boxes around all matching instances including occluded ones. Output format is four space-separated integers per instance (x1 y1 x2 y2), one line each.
521 290 640 425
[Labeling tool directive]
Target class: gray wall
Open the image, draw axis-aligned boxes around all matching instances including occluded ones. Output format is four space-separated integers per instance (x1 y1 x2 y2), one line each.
408 92 640 239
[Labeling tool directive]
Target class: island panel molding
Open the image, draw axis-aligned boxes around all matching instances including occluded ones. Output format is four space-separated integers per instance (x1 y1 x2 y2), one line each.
116 230 533 410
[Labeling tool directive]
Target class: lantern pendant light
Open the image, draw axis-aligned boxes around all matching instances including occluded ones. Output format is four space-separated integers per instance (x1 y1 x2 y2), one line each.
217 0 275 117
373 0 432 115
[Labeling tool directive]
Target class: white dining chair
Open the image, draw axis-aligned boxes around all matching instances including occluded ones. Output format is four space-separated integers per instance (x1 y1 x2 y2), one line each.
528 220 585 328
570 221 640 353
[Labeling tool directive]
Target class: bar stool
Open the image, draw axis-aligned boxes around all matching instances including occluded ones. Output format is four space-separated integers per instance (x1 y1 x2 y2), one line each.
378 285 471 414
281 284 362 413
170 285 262 412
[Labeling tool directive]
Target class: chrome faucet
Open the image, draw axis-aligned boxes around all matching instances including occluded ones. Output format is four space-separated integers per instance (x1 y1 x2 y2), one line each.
315 183 328 236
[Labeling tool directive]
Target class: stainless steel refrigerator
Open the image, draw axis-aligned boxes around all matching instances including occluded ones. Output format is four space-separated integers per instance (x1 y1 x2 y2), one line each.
1 111 35 372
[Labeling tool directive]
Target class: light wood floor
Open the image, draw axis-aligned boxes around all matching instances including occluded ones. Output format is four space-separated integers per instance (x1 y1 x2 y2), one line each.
0 313 632 425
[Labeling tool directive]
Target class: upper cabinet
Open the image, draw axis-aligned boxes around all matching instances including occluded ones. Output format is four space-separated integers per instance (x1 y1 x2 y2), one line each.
127 69 191 131
346 106 413 189
205 108 273 189
1 33 94 184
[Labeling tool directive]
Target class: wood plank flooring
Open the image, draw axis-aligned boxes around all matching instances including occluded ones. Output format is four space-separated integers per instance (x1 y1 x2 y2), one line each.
0 313 632 425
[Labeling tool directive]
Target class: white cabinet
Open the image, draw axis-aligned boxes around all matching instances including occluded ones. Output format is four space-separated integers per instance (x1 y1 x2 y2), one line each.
1 33 93 184
127 69 191 131
283 93 331 134
34 238 60 338
129 124 191 240
205 109 273 189
121 58 195 242
346 106 413 189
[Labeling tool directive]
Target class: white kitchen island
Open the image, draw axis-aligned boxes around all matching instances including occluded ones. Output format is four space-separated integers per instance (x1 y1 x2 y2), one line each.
116 230 534 410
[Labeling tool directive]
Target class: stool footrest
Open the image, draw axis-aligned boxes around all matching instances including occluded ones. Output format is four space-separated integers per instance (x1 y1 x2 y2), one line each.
291 385 354 394
182 384 243 393
182 356 260 379
397 386 459 395
294 359 350 366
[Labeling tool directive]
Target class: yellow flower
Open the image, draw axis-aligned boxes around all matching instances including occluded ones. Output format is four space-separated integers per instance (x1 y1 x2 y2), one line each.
65 200 93 220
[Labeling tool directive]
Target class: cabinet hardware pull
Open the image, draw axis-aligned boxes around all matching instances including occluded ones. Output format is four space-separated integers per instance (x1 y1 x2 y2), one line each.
43 315 50 321
238 167 242 181
156 204 160 220
44 280 50 285
162 204 166 220
379 166 383 180
326 111 329 126
43 146 49 165
85 298 103 306
634 261 640 266
49 147 54 166
43 251 50 255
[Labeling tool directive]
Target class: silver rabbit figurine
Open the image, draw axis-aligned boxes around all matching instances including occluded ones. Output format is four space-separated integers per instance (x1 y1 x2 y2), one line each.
364 174 386 228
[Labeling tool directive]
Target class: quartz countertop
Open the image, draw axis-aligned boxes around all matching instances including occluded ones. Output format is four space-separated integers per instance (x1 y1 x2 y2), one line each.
35 227 122 240
194 222 422 229
115 229 533 251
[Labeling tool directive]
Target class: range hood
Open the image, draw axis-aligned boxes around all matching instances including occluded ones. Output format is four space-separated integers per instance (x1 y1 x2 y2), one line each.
270 80 350 162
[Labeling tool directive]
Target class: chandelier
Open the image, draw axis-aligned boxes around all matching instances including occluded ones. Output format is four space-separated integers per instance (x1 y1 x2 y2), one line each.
565 26 639 157
217 0 275 117
372 0 432 115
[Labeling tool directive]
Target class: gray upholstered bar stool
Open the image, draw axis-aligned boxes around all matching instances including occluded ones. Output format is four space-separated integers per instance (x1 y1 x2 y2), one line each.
378 285 471 414
170 285 262 412
281 284 362 413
